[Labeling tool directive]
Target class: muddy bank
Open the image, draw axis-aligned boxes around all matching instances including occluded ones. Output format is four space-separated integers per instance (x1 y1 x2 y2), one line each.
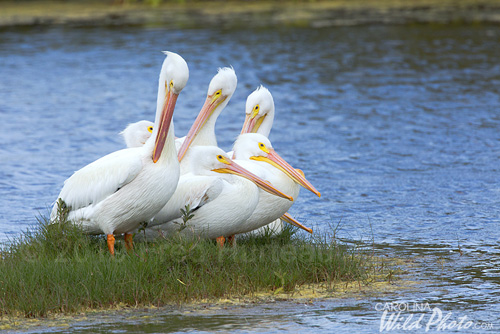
1 0 499 28
1 278 418 332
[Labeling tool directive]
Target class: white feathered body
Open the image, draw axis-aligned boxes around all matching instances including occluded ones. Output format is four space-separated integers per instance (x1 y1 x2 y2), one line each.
233 159 300 234
246 219 283 237
144 172 259 239
51 138 179 235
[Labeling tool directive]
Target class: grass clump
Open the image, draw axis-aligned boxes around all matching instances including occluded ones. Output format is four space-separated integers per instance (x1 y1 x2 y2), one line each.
0 215 367 318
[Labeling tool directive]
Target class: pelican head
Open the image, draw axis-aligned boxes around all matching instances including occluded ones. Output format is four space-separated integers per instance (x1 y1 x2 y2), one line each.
177 67 238 161
188 146 292 201
160 51 190 95
233 133 321 197
120 120 154 148
152 51 189 163
240 86 275 137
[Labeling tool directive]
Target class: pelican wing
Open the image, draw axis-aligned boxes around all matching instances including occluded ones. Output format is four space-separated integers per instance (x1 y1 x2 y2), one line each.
52 148 144 217
152 174 224 225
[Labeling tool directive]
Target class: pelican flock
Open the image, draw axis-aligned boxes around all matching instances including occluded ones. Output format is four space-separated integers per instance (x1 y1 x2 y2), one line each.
146 146 292 245
52 51 320 254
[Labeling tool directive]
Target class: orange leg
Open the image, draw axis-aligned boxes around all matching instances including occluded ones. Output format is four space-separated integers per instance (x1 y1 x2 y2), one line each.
216 236 225 249
107 234 115 256
227 234 236 247
124 233 134 252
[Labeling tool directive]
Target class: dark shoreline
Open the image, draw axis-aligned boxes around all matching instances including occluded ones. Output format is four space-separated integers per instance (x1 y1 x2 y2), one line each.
1 0 500 28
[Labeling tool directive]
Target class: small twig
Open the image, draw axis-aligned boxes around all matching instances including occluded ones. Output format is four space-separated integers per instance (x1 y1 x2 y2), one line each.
178 204 195 232
55 198 70 224
137 221 149 243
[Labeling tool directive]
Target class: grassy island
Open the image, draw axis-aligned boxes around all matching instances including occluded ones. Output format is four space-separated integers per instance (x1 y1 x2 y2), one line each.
0 215 382 318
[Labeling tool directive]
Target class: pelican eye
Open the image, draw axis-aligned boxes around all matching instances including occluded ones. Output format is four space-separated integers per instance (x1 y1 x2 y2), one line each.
251 104 260 118
164 80 172 99
216 154 229 164
212 90 223 100
147 126 153 133
211 90 223 104
258 142 270 154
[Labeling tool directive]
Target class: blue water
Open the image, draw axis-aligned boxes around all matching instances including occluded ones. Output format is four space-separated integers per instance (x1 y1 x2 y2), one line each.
1 24 499 332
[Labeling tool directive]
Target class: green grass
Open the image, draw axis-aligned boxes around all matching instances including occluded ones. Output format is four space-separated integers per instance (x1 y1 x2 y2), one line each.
0 215 367 318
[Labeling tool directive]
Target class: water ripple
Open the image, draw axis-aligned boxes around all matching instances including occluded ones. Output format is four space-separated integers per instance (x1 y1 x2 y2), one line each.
1 24 500 332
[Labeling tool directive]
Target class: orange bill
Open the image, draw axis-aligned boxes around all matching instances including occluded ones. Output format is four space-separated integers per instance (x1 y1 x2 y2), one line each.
213 160 293 201
153 92 178 163
240 111 267 134
177 94 227 162
281 212 313 234
251 149 321 197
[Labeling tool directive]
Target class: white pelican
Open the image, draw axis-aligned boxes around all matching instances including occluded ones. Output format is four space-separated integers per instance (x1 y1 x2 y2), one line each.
176 67 237 172
143 146 292 245
120 120 154 148
50 51 189 255
236 86 316 237
240 85 275 137
232 133 320 236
